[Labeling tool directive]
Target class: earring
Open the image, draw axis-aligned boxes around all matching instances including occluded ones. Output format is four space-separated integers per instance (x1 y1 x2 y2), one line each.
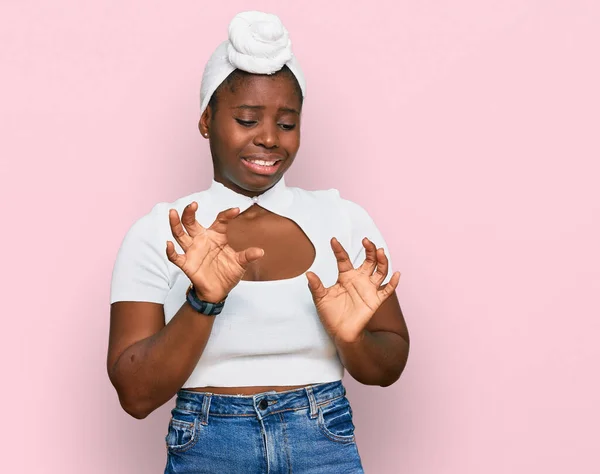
203 132 209 138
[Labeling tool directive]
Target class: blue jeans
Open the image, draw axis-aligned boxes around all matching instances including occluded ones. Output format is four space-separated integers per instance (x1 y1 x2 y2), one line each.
164 380 365 473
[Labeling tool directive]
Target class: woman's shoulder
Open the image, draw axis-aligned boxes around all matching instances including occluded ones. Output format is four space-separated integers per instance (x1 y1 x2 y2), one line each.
288 185 339 200
122 190 210 241
133 190 210 223
289 185 371 218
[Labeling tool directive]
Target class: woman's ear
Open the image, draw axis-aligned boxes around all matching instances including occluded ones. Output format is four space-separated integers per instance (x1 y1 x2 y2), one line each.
199 107 212 138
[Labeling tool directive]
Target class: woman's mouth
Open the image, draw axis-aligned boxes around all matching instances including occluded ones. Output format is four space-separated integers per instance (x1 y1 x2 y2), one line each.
241 157 283 175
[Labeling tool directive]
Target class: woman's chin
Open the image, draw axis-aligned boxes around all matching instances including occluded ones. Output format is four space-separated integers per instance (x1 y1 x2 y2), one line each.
238 165 287 190
219 171 281 196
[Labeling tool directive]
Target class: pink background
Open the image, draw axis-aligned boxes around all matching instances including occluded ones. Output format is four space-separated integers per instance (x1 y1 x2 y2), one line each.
1 1 599 472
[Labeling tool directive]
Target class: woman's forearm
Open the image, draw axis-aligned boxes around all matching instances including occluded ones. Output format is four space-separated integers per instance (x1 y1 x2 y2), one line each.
335 330 409 386
109 303 216 419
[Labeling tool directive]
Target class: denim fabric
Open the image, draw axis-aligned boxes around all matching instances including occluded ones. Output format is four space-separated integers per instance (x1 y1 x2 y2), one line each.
164 380 364 473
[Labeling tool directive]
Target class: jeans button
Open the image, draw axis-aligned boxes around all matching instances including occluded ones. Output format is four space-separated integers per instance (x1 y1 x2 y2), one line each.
258 399 268 410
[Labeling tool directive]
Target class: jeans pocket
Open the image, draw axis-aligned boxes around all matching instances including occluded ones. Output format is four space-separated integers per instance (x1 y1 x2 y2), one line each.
317 397 356 444
165 407 200 453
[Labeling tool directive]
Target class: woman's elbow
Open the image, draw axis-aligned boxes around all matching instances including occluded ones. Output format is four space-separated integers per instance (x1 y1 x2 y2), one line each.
114 383 154 419
379 353 409 387
108 369 152 419
119 396 152 419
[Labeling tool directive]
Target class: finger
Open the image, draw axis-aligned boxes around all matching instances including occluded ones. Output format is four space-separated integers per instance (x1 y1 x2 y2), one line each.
330 237 354 274
165 241 187 269
378 271 401 300
237 247 265 267
358 238 377 275
208 207 241 235
168 209 192 251
306 271 327 302
372 248 389 286
180 201 204 238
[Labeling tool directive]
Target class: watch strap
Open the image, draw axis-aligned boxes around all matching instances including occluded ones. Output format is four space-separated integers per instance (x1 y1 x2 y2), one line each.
185 284 226 316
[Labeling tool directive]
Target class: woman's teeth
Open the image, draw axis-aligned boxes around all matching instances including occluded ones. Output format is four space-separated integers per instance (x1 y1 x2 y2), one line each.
246 159 277 166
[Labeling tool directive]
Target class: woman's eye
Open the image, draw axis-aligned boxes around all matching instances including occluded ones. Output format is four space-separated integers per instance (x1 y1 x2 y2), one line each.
235 119 256 127
279 123 296 131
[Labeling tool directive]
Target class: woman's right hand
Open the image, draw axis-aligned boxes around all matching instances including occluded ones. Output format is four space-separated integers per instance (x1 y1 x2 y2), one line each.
165 202 263 303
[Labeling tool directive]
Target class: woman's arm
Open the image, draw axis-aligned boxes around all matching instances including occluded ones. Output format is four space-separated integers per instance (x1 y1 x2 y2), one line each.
107 204 265 419
107 301 216 419
306 237 409 387
334 291 409 386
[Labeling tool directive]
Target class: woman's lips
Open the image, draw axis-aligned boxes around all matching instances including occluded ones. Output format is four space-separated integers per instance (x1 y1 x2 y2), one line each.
240 156 283 176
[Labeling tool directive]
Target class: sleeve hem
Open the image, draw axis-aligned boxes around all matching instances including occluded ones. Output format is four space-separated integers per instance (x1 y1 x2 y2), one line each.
110 291 167 305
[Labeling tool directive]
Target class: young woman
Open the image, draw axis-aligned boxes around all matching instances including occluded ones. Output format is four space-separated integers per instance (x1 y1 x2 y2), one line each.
107 10 409 474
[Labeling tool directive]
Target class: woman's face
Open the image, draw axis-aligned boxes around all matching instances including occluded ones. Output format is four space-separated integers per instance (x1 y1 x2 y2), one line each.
199 71 302 197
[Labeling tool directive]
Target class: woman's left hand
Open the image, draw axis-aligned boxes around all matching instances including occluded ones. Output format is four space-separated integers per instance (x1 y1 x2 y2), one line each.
306 237 401 344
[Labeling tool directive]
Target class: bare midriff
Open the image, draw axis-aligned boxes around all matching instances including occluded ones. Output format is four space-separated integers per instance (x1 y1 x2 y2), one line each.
185 384 310 395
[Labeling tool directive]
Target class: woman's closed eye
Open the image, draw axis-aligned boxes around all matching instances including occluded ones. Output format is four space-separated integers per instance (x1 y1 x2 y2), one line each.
278 122 296 131
235 118 296 131
235 118 257 127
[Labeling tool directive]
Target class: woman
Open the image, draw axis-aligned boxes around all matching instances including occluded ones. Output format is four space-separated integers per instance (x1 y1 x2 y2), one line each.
107 11 409 474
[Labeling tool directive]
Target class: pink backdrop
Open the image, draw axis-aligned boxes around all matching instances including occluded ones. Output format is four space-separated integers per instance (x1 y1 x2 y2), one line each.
2 1 599 472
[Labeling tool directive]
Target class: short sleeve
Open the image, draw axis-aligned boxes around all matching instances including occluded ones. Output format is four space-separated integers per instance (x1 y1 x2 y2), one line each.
340 198 395 286
110 205 171 304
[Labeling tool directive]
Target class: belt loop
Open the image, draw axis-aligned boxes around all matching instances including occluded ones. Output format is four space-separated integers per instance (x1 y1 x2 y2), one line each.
200 393 212 425
305 386 318 419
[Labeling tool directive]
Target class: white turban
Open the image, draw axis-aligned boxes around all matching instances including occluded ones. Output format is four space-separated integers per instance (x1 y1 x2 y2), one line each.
199 11 306 115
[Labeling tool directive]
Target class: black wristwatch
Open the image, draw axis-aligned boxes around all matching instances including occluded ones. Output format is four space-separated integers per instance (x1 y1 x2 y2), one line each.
185 284 226 316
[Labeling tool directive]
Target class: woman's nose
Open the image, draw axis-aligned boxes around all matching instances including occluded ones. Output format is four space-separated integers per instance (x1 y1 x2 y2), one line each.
253 122 280 148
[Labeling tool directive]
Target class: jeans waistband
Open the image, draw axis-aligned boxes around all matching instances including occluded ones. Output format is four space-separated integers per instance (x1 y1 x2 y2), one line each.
175 380 346 420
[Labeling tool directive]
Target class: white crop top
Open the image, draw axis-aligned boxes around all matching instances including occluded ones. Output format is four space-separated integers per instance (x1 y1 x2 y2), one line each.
110 177 394 387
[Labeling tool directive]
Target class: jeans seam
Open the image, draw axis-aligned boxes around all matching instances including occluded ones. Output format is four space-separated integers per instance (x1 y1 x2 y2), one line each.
278 412 293 473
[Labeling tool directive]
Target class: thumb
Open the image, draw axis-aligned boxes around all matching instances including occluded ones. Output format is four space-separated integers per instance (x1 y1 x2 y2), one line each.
306 271 327 301
237 247 265 267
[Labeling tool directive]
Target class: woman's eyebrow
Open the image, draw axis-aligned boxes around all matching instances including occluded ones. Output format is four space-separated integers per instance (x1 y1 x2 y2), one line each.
232 104 299 114
279 107 300 115
232 104 264 110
